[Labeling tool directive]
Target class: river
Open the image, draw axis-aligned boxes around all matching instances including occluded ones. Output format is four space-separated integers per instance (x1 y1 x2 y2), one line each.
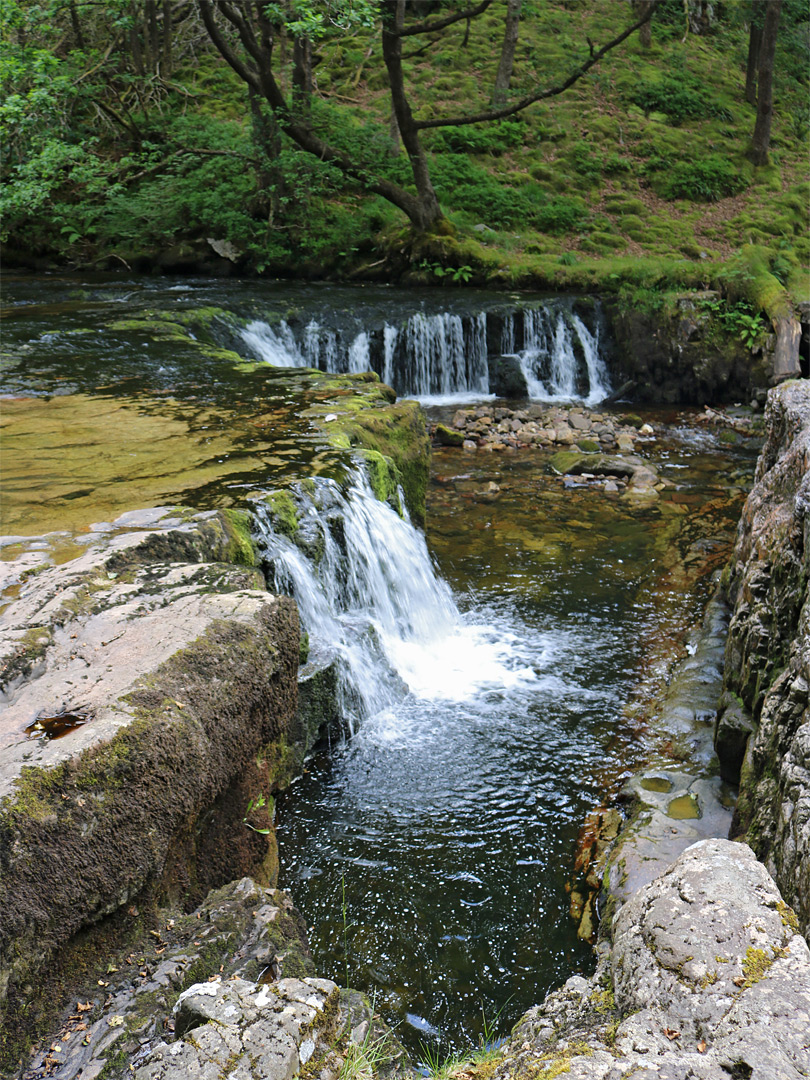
0 274 756 1057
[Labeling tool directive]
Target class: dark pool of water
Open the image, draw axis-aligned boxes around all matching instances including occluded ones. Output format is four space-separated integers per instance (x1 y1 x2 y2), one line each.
277 432 755 1054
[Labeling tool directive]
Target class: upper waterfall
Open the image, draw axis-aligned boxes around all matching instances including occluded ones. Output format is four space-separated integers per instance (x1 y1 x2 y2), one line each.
237 299 611 405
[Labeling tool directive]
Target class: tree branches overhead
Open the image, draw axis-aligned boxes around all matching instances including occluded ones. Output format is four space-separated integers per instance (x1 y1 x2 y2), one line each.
197 0 662 230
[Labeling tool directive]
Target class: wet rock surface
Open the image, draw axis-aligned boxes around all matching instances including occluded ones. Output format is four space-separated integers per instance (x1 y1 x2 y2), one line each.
607 293 773 404
720 380 810 936
436 403 648 454
20 878 412 1080
21 878 313 1080
431 404 671 499
601 592 737 920
496 839 810 1080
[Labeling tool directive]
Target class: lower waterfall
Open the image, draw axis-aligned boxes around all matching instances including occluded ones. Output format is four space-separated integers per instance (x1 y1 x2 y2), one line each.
252 468 639 1048
253 473 535 734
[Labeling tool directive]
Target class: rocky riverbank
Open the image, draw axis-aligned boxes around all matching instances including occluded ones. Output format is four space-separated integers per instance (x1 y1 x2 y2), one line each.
0 374 429 1074
433 402 653 454
718 380 810 936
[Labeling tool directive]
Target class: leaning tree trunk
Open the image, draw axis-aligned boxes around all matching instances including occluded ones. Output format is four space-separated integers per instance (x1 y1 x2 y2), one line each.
380 0 444 230
492 0 521 104
750 0 781 166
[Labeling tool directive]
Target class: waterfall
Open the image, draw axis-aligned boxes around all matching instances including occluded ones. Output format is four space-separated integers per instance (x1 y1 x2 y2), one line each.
382 324 398 388
253 474 532 736
240 319 303 367
501 311 516 355
401 311 489 399
517 307 610 405
347 332 370 374
238 302 609 404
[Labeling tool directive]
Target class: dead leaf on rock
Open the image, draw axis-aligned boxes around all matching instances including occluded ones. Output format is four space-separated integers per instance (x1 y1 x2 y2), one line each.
664 1028 681 1040
698 1040 707 1053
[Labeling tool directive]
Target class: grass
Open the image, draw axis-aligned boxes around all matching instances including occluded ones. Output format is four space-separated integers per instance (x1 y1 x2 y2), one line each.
417 1000 511 1080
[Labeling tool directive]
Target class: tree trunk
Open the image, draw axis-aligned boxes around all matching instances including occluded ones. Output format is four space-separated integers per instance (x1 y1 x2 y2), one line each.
146 0 160 73
161 0 173 79
390 107 401 156
249 88 283 225
745 21 762 105
380 1 444 230
492 0 521 104
750 0 781 166
68 1 85 50
292 37 313 125
632 0 653 48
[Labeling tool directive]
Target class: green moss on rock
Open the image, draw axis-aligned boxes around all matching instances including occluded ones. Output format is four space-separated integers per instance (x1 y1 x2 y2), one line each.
357 449 403 514
261 491 300 539
221 509 258 566
434 423 465 447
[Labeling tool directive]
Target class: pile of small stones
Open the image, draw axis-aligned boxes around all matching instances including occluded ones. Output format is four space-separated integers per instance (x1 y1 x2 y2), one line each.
433 403 654 453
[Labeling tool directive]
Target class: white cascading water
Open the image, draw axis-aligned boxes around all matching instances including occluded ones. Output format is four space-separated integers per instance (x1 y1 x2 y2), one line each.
382 324 398 388
403 311 489 399
517 308 611 405
347 331 370 374
501 311 516 354
253 473 534 738
241 319 304 368
239 305 608 404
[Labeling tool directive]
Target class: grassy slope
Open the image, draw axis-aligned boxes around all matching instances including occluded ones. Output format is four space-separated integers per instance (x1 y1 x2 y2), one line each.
8 0 808 303
296 0 809 297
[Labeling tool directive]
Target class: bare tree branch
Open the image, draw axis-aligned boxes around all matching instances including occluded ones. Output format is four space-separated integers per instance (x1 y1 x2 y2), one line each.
396 0 494 38
198 1 260 91
415 0 661 130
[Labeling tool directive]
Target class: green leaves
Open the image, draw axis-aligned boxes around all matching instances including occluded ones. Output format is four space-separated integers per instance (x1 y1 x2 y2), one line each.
262 0 377 40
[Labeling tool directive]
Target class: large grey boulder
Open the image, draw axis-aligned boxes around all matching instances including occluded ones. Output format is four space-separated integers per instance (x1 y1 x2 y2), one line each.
496 839 810 1080
0 508 300 1052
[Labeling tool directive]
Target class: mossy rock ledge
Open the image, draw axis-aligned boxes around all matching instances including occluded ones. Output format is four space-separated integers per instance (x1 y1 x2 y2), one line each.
0 507 306 1062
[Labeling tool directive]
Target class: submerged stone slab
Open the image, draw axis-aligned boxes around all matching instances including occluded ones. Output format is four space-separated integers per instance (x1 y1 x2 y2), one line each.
602 591 734 919
0 509 300 1041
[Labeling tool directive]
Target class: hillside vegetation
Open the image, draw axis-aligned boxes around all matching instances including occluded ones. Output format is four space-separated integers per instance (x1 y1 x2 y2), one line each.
2 0 808 308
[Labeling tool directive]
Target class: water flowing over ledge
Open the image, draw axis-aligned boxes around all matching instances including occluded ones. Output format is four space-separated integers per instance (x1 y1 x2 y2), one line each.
239 299 611 405
253 472 538 737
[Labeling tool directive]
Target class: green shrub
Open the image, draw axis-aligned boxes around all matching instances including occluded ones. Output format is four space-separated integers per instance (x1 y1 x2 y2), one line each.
661 155 746 202
629 75 733 126
535 195 587 234
433 119 527 155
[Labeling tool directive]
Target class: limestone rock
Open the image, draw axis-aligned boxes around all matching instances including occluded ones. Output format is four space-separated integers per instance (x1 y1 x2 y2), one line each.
22 878 314 1079
722 381 810 935
0 510 300 1035
496 840 810 1080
